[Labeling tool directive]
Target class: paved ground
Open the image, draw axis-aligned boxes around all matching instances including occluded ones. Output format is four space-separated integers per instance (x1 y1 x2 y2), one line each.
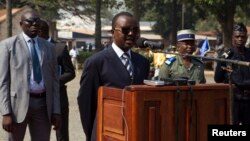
0 70 215 140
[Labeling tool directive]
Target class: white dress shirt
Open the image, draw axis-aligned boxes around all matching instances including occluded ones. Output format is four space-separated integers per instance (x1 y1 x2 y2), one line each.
22 33 45 93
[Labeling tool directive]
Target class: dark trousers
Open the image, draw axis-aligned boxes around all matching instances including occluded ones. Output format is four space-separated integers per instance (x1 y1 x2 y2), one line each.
90 118 97 141
56 86 69 141
233 94 250 124
8 97 51 141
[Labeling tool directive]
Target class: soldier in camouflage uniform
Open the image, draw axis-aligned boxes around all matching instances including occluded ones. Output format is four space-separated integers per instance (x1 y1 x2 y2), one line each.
158 29 206 84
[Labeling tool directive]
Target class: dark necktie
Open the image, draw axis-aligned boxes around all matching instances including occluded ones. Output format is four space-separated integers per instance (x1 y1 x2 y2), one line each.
121 53 133 77
30 39 42 83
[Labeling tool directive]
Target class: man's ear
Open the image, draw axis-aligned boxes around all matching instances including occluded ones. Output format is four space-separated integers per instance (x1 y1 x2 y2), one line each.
110 29 114 34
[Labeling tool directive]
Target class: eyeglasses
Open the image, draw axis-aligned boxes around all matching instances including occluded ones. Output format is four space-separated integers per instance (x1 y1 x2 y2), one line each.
23 18 41 25
114 27 140 35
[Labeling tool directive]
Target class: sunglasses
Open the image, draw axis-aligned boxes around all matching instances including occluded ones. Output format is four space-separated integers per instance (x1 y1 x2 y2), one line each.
114 27 140 35
23 18 41 25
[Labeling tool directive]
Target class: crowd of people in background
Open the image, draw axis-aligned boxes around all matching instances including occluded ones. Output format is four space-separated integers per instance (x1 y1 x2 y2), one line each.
0 8 250 141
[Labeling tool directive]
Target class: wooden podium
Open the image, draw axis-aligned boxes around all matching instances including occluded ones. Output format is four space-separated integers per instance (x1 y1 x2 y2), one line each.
97 84 230 141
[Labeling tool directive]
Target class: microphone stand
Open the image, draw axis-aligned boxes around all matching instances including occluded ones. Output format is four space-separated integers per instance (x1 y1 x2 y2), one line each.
174 81 181 141
186 81 194 141
151 50 250 67
221 66 234 124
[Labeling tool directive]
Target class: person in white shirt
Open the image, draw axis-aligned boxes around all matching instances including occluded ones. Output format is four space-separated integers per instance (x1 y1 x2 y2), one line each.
69 46 79 73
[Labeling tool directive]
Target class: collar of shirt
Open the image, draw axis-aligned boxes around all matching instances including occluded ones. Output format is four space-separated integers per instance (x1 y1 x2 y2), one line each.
177 55 194 69
112 42 131 58
22 32 38 44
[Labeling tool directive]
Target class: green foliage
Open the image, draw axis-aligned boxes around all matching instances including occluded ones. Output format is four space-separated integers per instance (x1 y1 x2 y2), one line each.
195 14 220 31
13 0 96 20
139 0 176 38
140 0 198 38
102 0 123 9
77 51 95 65
19 0 60 19
8 0 250 50
194 0 250 48
235 6 250 26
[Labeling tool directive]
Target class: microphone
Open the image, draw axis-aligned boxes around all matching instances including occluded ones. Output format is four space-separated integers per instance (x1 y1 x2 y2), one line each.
136 37 164 50
220 48 233 59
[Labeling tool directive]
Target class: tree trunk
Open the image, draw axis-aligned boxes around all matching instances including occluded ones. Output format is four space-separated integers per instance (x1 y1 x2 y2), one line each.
6 0 12 37
132 0 140 21
95 0 102 51
221 19 234 48
169 0 177 45
217 0 236 48
50 21 57 40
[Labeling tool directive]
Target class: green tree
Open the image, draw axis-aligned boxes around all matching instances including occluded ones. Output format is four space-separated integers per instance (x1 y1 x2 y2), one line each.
18 0 96 38
195 0 250 48
124 0 141 21
14 0 107 50
124 0 198 45
124 0 250 48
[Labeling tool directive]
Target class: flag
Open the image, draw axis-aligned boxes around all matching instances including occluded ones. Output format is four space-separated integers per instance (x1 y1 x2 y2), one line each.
199 37 210 56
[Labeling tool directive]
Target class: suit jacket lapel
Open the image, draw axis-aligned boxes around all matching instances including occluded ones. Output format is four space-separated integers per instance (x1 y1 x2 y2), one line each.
106 47 131 78
17 34 30 60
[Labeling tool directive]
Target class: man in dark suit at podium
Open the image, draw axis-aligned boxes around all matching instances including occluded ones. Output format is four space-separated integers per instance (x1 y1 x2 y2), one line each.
77 12 150 141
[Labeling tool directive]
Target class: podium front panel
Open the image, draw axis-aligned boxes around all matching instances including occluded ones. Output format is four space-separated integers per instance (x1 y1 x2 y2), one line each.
97 84 230 141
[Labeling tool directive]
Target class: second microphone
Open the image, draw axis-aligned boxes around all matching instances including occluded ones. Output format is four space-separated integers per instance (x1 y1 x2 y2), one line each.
136 37 164 50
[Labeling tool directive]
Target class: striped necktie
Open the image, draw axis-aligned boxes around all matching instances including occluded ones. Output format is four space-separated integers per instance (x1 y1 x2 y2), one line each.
121 53 133 77
30 39 42 83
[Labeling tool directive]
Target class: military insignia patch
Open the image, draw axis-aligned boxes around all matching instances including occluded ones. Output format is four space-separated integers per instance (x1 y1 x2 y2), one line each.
165 57 176 65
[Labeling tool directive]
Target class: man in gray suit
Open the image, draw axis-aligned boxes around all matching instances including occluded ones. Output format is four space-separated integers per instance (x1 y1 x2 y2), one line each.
0 11 61 141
